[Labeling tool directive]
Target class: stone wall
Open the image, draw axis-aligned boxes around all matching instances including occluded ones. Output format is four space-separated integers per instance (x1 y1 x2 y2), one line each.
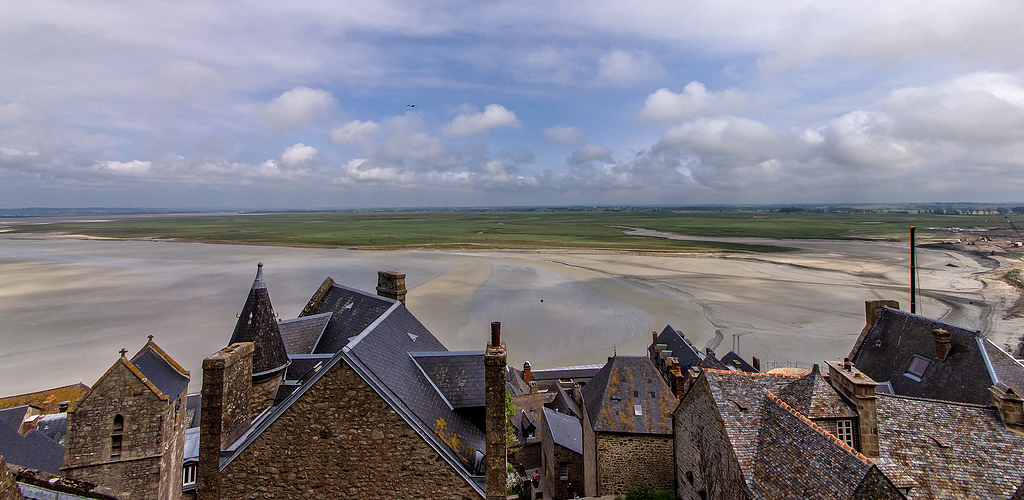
62 361 186 500
217 359 480 500
541 435 583 500
581 409 596 497
511 443 541 472
673 377 747 500
199 343 253 500
0 456 24 500
594 432 672 496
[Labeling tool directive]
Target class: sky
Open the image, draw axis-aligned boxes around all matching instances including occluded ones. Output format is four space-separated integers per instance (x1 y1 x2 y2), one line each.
1 1 1024 209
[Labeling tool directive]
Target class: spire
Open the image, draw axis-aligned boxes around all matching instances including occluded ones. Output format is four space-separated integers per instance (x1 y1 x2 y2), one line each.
252 262 266 290
229 263 289 377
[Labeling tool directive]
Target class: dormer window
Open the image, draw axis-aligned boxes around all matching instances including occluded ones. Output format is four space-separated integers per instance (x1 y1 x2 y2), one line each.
836 420 854 445
111 414 124 460
904 354 931 382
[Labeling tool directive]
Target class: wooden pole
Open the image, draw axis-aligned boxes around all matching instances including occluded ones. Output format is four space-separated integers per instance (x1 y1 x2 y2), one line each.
910 225 917 314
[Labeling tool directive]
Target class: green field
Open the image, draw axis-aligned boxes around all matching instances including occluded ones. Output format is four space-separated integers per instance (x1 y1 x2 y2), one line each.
4 210 1010 253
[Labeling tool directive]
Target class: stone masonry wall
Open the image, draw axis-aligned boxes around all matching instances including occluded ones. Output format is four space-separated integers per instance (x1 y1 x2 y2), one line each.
218 360 479 500
673 377 748 500
595 432 672 496
62 361 184 500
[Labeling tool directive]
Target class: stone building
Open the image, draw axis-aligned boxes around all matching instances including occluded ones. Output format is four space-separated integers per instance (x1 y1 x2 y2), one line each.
850 300 1024 405
197 270 510 499
580 356 676 497
61 340 189 500
673 368 905 500
540 407 582 500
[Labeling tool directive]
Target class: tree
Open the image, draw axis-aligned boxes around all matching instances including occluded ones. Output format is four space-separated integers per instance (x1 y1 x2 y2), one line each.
620 482 678 500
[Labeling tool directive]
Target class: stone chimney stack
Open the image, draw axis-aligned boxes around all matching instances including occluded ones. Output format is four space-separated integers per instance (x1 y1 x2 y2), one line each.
652 331 658 346
933 329 952 361
484 322 508 500
523 361 532 384
990 383 1024 434
199 342 254 500
826 360 879 458
376 271 407 305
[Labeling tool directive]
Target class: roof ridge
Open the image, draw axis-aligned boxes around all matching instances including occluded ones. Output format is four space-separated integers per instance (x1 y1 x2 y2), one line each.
876 392 992 408
705 368 802 378
764 390 873 466
134 341 190 377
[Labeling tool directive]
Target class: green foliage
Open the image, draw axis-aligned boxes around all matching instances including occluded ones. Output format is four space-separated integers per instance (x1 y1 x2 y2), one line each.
618 482 678 500
506 392 516 447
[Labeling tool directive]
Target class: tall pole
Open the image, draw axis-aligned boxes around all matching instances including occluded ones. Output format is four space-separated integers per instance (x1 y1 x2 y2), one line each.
910 225 917 314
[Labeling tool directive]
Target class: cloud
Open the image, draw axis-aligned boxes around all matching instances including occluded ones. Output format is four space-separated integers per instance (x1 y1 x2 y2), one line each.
520 47 579 85
330 120 380 145
280 143 320 168
638 82 746 124
596 50 665 86
568 142 614 166
375 113 446 163
265 87 336 128
442 104 522 138
0 103 30 125
543 125 584 145
94 160 151 175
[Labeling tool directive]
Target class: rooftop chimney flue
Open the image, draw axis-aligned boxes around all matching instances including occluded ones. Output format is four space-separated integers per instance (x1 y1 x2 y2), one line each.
490 322 501 347
933 329 952 361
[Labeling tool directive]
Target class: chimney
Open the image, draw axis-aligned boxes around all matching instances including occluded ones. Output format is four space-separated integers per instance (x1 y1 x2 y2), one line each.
523 361 532 383
376 271 407 305
652 331 658 346
484 322 508 500
199 342 254 500
751 356 761 373
58 401 69 413
933 329 952 361
825 360 879 458
990 383 1024 434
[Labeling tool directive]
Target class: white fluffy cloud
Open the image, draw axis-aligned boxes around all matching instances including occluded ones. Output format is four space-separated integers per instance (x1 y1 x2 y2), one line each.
543 125 584 145
638 82 746 124
597 50 665 86
442 104 521 138
330 120 381 145
265 87 336 128
280 143 320 168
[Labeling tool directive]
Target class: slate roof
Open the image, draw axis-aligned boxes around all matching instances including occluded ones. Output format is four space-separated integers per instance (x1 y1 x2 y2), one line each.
131 344 189 401
721 351 759 373
305 284 395 354
182 427 200 462
529 365 603 385
752 392 898 500
411 351 485 408
0 407 28 434
541 407 582 454
221 282 486 497
580 356 677 434
772 365 857 419
32 414 66 446
7 461 121 500
278 312 332 356
850 307 1024 405
548 383 582 419
0 421 62 474
185 393 201 428
697 370 801 477
650 325 703 368
228 263 290 376
876 393 1024 499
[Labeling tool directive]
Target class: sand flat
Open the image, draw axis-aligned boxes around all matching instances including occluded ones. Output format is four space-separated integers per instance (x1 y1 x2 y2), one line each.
0 234 1018 396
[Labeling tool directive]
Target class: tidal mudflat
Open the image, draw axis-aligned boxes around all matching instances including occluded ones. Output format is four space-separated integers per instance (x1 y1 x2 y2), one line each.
0 234 1017 396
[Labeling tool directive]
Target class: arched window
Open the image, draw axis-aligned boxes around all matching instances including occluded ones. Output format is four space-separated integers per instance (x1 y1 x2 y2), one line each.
111 414 124 460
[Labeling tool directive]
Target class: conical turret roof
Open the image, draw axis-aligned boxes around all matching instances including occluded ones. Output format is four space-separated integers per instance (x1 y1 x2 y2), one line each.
229 263 290 376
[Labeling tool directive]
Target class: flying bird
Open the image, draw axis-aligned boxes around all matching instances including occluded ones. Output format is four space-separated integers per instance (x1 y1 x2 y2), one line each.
407 104 417 107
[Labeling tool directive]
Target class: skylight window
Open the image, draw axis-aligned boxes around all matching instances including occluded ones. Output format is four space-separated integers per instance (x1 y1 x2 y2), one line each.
904 354 931 381
634 405 643 416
